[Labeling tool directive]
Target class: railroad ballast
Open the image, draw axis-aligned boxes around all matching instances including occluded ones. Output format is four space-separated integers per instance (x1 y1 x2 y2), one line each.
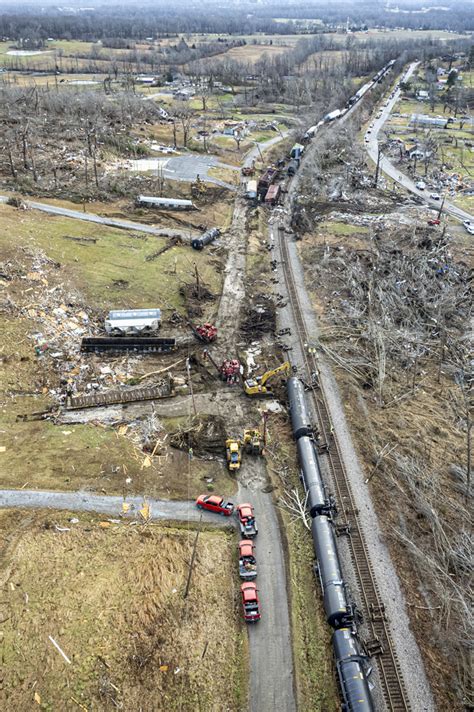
287 376 374 711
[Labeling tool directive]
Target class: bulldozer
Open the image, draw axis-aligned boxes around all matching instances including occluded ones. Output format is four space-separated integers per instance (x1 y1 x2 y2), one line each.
243 361 291 397
243 429 264 456
226 438 242 472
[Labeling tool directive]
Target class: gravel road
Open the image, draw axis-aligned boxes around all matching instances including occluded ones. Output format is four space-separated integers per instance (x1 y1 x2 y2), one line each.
269 71 437 709
0 194 196 238
0 489 234 527
364 62 473 224
238 461 296 712
214 128 296 711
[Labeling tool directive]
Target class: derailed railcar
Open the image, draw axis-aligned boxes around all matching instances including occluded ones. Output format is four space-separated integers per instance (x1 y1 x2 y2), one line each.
191 227 220 250
333 628 375 712
311 515 354 628
287 377 312 439
297 436 332 517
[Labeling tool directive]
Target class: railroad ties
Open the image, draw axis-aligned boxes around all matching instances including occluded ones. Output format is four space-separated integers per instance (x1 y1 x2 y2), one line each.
67 383 174 410
278 226 410 712
81 337 176 354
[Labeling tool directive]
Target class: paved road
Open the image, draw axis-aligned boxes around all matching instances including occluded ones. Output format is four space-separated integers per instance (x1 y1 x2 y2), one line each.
0 194 195 238
123 153 239 191
364 62 473 223
243 132 289 169
238 461 296 712
0 489 234 527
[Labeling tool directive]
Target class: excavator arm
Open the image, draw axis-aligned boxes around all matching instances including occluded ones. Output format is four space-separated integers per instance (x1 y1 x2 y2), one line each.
259 361 290 387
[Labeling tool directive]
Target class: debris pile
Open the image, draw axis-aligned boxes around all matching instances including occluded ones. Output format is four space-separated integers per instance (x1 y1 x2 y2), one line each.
240 296 276 337
179 281 216 318
306 225 470 404
169 415 226 457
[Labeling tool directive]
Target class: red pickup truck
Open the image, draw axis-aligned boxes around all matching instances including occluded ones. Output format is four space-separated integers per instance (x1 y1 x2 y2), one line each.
241 582 261 622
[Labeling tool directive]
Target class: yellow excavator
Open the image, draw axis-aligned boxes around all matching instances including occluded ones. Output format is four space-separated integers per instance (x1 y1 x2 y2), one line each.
243 429 264 455
243 361 291 397
226 438 242 471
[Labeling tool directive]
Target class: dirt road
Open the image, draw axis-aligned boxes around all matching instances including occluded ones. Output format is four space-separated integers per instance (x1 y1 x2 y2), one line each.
0 194 196 238
214 127 296 711
0 489 233 526
271 85 436 709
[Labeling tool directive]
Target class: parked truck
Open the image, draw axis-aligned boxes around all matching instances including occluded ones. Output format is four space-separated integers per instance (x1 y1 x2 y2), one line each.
239 540 257 580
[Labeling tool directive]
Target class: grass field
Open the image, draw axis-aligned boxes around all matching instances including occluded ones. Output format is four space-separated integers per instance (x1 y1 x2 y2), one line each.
197 42 292 66
0 201 236 500
321 28 466 43
0 204 222 311
0 511 246 711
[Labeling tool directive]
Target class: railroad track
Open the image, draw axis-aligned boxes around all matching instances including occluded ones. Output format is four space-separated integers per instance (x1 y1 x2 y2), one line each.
81 337 176 354
67 384 174 410
278 225 410 712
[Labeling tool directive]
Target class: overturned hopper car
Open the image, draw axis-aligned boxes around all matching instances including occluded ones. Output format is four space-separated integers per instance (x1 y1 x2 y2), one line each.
105 309 161 336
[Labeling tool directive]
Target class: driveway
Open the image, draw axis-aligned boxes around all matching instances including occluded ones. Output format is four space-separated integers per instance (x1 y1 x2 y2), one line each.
243 132 290 169
364 62 473 223
0 489 233 526
238 459 296 712
0 195 195 238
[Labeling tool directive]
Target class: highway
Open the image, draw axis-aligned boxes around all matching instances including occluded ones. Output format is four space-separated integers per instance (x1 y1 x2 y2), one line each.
364 62 473 223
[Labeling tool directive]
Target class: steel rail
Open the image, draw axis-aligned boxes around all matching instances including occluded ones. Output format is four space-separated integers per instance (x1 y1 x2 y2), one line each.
278 225 410 711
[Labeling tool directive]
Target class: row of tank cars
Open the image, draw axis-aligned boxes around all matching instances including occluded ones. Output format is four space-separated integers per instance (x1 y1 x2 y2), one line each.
195 495 261 622
304 59 396 141
287 377 375 712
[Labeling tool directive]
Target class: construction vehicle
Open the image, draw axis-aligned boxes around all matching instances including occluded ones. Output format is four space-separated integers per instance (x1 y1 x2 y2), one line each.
243 361 291 397
226 438 242 472
189 322 217 343
203 349 240 385
243 429 264 455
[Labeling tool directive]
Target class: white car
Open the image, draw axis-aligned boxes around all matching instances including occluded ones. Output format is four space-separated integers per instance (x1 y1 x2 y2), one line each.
462 220 471 229
416 181 426 190
465 224 474 235
430 193 441 200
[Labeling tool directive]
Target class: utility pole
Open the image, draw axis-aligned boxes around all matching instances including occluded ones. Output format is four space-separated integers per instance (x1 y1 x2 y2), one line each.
437 194 446 220
262 411 268 447
186 357 197 416
374 147 382 188
183 516 202 599
194 262 201 301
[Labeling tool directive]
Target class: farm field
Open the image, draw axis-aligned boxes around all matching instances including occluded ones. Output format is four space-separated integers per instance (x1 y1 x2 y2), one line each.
0 510 245 712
